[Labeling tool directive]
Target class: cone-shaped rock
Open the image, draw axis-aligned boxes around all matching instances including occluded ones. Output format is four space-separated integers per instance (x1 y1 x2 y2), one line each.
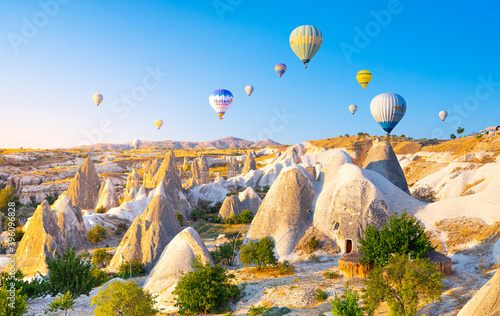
362 139 410 194
457 269 500 315
123 169 141 202
151 151 178 187
219 195 244 219
191 159 201 184
227 156 240 178
157 169 192 218
241 152 257 174
243 167 314 259
108 195 182 272
53 195 90 253
238 187 261 214
66 156 100 209
11 201 65 276
150 158 160 176
96 178 119 211
143 227 212 308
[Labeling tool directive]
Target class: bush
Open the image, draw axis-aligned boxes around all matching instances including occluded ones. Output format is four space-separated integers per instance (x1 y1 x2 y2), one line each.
0 283 29 316
262 185 270 193
95 205 106 214
87 223 107 249
0 270 50 300
45 291 75 316
276 261 295 275
91 280 158 316
330 282 364 316
191 209 203 221
223 214 241 225
175 212 184 226
91 268 111 287
359 210 435 268
412 185 437 203
93 249 113 268
173 258 241 315
115 223 128 236
13 229 24 242
308 254 320 263
240 237 277 271
211 241 241 266
0 186 15 216
239 210 253 224
306 236 319 250
249 305 269 316
314 289 327 302
118 259 145 278
323 271 339 279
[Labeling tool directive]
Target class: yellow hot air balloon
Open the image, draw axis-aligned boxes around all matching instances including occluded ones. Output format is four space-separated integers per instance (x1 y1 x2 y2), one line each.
356 70 372 89
289 25 323 68
92 93 103 107
154 119 163 130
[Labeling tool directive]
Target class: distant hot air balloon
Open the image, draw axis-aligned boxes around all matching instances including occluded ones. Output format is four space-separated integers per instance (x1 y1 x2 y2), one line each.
439 111 448 122
370 93 406 134
289 25 323 68
245 85 254 96
275 63 287 77
154 119 163 130
356 70 372 89
209 89 233 120
349 104 358 115
92 93 103 107
132 139 142 149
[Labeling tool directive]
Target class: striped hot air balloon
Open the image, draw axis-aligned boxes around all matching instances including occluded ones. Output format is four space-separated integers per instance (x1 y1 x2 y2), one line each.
209 89 233 120
356 70 372 89
289 25 323 68
370 93 406 134
154 119 163 130
132 139 142 149
275 63 287 77
349 104 358 115
92 93 103 107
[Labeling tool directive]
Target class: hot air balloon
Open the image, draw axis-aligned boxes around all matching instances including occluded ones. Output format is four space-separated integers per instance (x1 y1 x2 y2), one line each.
356 70 372 89
439 111 448 122
245 85 254 96
92 93 103 107
370 93 406 134
209 89 233 120
132 139 142 149
349 104 358 115
289 25 323 68
275 63 287 77
154 119 163 130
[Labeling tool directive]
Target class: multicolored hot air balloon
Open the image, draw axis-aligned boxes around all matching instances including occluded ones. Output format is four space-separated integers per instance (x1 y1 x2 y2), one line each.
132 139 142 149
245 85 254 96
439 111 448 122
349 104 358 115
289 25 323 68
356 70 372 89
154 119 163 130
275 63 287 77
92 93 103 107
370 93 406 134
209 89 233 120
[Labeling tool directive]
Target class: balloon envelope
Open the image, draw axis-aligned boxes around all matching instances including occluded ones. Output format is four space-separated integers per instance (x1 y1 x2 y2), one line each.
92 93 103 107
275 63 287 77
289 25 323 68
209 89 233 119
154 119 163 129
349 104 358 115
132 139 141 149
245 85 254 96
356 70 372 89
439 110 448 122
370 93 406 134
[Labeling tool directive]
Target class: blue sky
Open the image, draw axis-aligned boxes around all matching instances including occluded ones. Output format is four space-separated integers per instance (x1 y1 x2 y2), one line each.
1 1 499 148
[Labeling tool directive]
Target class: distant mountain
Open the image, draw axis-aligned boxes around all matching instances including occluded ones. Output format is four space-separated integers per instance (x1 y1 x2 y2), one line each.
75 137 281 150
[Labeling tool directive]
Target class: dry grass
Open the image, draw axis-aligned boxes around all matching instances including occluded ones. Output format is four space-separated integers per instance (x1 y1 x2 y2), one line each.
421 134 500 156
405 162 448 188
460 178 486 196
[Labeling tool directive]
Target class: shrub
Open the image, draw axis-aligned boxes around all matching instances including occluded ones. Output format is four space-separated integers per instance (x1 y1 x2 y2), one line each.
323 271 339 279
46 247 95 298
191 209 203 221
175 212 184 226
262 185 270 193
330 282 364 316
91 280 158 316
173 258 241 315
239 210 253 224
87 223 107 249
115 223 128 235
93 249 113 267
249 305 269 316
240 237 277 271
95 205 106 214
118 259 145 278
1 270 50 300
91 268 111 287
314 289 327 302
223 214 241 225
276 261 295 275
0 284 29 316
359 210 435 268
211 241 241 266
13 229 24 242
412 185 437 203
308 254 320 263
306 236 319 250
0 186 15 216
45 291 75 316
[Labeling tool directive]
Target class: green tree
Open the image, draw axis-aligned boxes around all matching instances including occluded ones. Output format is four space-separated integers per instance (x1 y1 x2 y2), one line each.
450 134 457 140
359 210 434 267
240 237 277 271
173 258 241 315
13 229 24 242
239 210 253 224
330 282 364 316
92 249 113 268
87 223 107 249
91 280 158 316
0 284 29 316
363 254 443 316
118 259 145 279
45 291 75 316
46 247 95 298
0 186 15 215
457 127 465 136
0 269 49 300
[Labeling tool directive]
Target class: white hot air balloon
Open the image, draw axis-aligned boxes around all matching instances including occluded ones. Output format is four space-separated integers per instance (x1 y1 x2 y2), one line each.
439 111 448 122
92 93 103 107
349 104 358 115
154 119 164 130
370 93 407 134
132 139 142 149
245 85 254 96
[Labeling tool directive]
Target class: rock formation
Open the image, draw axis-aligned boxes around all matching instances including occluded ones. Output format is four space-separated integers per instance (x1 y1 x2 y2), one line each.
53 195 90 253
183 178 198 190
457 269 500 315
143 227 212 308
151 151 178 188
362 139 410 194
156 169 192 219
108 195 182 272
96 178 120 211
227 156 240 179
197 155 210 185
182 157 189 169
123 169 141 202
243 167 314 259
241 152 257 174
12 201 65 276
238 187 261 214
219 195 244 219
66 156 101 209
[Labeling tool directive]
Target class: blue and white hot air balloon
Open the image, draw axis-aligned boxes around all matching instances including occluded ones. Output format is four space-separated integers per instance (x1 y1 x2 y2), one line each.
349 104 358 115
370 93 406 134
209 89 233 120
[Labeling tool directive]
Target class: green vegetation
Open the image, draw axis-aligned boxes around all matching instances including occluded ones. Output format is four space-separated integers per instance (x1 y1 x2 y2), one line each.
223 210 253 225
115 222 128 235
92 249 113 268
91 280 158 316
359 210 434 267
450 134 457 140
13 229 24 242
276 261 295 275
330 283 364 316
240 237 277 271
87 223 107 249
0 284 29 316
0 186 15 215
363 254 443 316
314 289 327 302
175 211 184 226
95 205 106 214
0 270 50 300
457 126 465 136
249 305 269 316
118 259 145 279
173 258 241 315
306 235 319 250
211 233 242 267
45 291 75 316
323 271 339 279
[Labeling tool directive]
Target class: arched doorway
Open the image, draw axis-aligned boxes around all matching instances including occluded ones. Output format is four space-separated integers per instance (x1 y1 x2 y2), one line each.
345 239 352 254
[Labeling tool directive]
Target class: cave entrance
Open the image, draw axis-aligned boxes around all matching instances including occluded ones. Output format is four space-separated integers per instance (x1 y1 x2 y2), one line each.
345 239 352 254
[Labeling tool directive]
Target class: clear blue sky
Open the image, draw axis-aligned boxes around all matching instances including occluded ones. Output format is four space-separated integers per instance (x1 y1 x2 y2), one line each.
1 0 499 149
